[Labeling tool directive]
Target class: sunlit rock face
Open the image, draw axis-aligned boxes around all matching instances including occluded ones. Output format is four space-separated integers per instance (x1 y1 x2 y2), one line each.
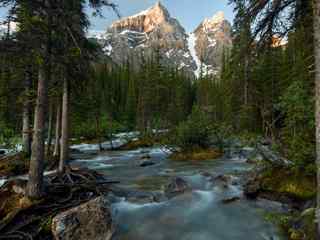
94 2 232 78
192 11 233 76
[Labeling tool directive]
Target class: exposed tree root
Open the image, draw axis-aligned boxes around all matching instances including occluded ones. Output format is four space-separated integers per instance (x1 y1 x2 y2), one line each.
0 167 118 240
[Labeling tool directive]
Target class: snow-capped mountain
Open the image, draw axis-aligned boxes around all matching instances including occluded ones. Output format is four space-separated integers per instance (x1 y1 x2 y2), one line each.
95 2 232 77
192 11 232 76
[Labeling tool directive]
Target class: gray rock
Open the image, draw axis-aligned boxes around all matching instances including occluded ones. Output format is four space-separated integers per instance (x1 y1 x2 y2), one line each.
255 198 289 213
141 154 152 160
93 2 232 78
200 171 213 178
193 11 232 75
52 197 113 240
164 177 191 198
244 177 261 199
140 149 150 154
222 196 241 204
139 159 155 167
211 174 239 187
127 193 155 204
256 144 292 167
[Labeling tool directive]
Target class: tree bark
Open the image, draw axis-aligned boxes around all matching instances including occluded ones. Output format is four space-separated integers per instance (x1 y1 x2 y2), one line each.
95 113 103 151
22 66 32 156
314 0 320 237
26 0 51 199
46 101 53 156
53 100 61 157
26 66 48 199
59 77 69 174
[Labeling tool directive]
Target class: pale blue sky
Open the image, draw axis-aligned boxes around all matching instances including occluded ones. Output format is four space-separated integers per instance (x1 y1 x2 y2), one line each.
1 0 234 33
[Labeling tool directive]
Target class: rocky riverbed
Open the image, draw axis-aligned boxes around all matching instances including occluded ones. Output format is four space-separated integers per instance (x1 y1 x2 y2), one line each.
64 142 287 240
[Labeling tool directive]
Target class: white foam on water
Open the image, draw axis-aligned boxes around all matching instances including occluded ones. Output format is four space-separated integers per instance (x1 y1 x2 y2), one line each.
75 155 112 162
113 200 162 212
90 163 114 170
193 190 215 204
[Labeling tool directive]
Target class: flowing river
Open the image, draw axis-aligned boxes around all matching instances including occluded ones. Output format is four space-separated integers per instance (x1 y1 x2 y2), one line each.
70 143 286 240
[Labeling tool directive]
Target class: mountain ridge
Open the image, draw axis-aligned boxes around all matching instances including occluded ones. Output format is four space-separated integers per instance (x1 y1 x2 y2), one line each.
94 2 232 78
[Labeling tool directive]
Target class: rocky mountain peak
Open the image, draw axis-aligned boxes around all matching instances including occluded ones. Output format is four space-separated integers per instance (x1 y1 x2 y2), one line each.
110 1 172 33
196 11 231 35
191 11 232 76
203 11 225 27
97 4 232 78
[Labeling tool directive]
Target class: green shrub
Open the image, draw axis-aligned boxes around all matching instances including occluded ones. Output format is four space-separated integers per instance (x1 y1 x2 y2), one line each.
279 80 315 168
173 106 212 151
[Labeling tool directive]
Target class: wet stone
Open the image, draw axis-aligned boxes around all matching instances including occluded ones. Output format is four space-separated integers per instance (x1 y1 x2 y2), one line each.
52 197 113 240
139 159 156 167
164 177 191 199
222 196 241 204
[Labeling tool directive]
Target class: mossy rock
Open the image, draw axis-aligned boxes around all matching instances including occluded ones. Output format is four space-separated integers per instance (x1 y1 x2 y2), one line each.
267 209 315 240
170 148 223 161
280 209 316 240
298 208 316 240
259 167 316 201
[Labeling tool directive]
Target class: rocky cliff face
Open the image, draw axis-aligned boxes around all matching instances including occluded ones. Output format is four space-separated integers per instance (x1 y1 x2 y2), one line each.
95 2 232 78
192 11 233 76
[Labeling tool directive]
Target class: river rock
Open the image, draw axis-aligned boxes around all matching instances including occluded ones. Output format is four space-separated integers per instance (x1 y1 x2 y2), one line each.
164 177 191 198
256 144 292 167
141 154 152 159
244 177 261 199
126 191 156 204
211 174 239 188
200 171 213 178
222 196 241 204
254 198 289 213
140 150 150 154
52 197 113 240
139 159 155 167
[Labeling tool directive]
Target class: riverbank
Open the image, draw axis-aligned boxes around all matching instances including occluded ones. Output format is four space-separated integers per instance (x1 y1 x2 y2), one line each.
0 135 313 239
243 144 316 240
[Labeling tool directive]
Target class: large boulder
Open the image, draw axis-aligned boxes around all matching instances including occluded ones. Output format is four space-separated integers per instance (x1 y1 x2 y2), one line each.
164 177 191 198
52 197 113 240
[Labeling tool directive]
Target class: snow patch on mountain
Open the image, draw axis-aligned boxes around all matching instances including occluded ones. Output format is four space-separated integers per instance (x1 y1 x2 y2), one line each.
103 44 113 56
94 3 232 78
188 33 201 77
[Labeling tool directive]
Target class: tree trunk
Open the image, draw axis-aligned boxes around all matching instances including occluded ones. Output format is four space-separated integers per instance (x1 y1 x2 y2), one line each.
46 101 53 156
244 55 249 106
95 113 103 151
314 0 320 237
22 66 32 156
26 66 48 199
53 100 61 157
59 77 69 174
109 116 114 150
